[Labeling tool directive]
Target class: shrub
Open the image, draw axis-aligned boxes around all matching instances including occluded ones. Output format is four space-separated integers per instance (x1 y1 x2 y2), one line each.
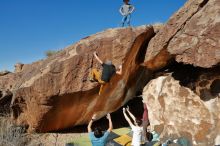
0 116 30 146
45 50 59 57
0 115 45 146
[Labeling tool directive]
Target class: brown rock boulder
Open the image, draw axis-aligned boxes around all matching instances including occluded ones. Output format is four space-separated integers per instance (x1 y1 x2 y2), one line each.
143 75 220 146
0 70 11 76
144 0 220 70
2 26 155 132
0 73 17 91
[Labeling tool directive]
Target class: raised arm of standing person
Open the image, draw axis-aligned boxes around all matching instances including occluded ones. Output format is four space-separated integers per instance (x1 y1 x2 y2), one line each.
106 113 113 132
123 108 134 127
93 51 103 64
126 106 136 122
87 114 97 133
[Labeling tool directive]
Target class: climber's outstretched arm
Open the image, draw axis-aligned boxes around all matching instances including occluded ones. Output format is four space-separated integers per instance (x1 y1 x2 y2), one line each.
93 52 103 64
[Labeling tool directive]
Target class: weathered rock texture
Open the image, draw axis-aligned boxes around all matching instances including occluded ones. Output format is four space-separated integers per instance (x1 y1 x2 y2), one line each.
0 70 11 76
0 73 16 89
0 1 219 146
28 133 87 146
143 75 220 146
0 26 155 132
14 63 24 73
141 0 220 145
144 0 220 70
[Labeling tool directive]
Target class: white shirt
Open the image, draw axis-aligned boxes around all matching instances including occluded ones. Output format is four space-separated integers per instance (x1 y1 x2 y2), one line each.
119 4 135 16
131 125 145 146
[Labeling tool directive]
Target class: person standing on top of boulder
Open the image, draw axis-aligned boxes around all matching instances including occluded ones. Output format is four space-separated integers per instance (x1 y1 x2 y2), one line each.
119 0 135 27
89 51 122 95
88 113 113 146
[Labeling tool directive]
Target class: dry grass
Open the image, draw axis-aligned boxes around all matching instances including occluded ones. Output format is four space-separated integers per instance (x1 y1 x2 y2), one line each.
45 50 59 57
0 116 30 146
0 115 46 146
151 22 164 33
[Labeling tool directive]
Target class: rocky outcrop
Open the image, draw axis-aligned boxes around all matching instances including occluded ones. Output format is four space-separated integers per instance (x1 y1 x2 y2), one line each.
0 26 155 132
0 73 16 91
141 0 220 145
0 2 219 146
14 63 24 73
143 75 220 146
0 70 11 76
144 0 220 70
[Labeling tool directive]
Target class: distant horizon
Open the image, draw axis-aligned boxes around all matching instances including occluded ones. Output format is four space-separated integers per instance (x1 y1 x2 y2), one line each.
0 0 186 71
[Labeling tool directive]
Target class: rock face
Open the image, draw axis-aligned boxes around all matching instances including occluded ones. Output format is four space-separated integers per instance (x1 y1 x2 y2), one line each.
0 1 219 146
144 0 220 70
143 75 220 146
14 63 24 73
141 0 220 145
0 70 11 76
0 73 16 91
0 26 155 132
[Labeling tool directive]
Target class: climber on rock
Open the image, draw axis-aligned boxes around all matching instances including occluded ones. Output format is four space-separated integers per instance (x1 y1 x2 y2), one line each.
89 51 122 95
87 113 113 146
119 0 135 27
123 106 148 145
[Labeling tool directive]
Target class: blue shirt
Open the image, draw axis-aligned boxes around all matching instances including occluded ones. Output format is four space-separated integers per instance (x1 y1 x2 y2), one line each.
151 131 160 142
89 131 110 146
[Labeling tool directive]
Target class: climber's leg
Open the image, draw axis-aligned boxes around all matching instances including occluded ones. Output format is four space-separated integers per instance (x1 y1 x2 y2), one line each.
99 83 106 95
89 68 103 83
90 69 106 95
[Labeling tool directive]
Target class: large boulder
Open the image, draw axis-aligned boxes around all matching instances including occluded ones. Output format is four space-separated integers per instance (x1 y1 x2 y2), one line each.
144 0 220 70
143 75 220 146
0 26 155 132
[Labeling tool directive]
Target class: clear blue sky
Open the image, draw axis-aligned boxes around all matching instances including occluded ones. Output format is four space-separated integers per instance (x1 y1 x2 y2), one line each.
0 0 186 71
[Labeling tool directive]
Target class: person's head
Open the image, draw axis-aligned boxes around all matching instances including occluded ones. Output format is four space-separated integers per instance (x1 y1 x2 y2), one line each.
94 127 103 138
105 60 112 65
146 131 153 142
123 0 129 4
135 118 142 126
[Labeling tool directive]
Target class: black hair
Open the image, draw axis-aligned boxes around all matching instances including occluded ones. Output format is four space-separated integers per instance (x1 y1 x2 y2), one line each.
135 118 142 126
123 0 130 3
146 131 153 142
94 127 103 138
